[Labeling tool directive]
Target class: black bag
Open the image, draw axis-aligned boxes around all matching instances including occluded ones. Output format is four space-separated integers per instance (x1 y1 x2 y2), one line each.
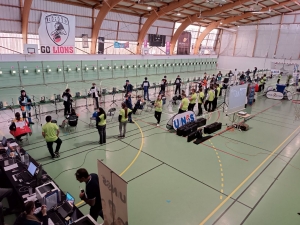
239 123 249 131
187 129 202 142
196 118 206 127
204 122 222 134
9 122 16 131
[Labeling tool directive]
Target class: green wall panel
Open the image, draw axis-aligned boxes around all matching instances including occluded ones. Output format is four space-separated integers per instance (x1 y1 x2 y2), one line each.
136 60 147 76
63 61 82 83
180 59 188 73
112 60 125 78
147 59 157 76
19 61 44 86
0 62 21 87
43 61 64 84
0 57 217 89
165 59 174 74
173 59 181 73
201 59 207 71
82 60 98 81
98 60 113 80
156 59 166 75
124 60 137 78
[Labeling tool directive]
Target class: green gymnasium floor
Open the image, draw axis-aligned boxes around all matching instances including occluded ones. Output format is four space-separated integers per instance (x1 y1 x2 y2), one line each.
1 71 300 225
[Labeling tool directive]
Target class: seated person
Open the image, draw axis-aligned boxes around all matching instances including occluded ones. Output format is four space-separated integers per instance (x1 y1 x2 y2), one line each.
9 112 32 142
14 201 48 225
132 95 144 114
59 108 78 128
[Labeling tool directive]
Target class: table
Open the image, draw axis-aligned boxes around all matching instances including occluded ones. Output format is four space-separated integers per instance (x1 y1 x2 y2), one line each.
228 113 251 131
0 138 84 224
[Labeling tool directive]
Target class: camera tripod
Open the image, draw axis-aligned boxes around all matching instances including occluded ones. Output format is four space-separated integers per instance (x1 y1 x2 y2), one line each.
81 89 91 113
110 92 118 107
31 95 41 125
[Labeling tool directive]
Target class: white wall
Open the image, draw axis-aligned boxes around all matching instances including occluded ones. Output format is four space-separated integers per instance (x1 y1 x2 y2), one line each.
219 12 300 60
0 54 217 62
217 55 300 71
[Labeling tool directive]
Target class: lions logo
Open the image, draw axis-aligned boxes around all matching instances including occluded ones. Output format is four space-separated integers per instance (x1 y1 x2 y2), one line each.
45 14 70 46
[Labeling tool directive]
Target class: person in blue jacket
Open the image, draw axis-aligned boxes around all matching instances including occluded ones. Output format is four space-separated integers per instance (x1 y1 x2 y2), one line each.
124 94 133 123
123 80 133 94
142 77 150 101
18 90 34 125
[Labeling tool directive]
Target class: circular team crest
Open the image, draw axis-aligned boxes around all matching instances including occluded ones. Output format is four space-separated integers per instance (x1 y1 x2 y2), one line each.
45 14 70 46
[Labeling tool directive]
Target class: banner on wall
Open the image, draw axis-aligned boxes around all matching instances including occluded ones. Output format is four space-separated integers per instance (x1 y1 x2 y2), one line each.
82 34 89 48
38 12 75 54
114 41 129 48
98 37 105 54
177 31 191 55
166 41 170 55
97 160 128 225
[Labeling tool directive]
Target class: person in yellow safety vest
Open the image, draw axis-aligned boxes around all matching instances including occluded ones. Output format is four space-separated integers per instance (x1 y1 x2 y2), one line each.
204 85 215 112
277 72 282 84
212 84 221 111
259 74 267 92
178 93 189 114
154 95 163 127
197 87 204 116
188 89 197 112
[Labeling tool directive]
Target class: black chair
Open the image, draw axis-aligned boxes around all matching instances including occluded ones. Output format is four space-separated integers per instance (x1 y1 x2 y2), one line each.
66 115 78 132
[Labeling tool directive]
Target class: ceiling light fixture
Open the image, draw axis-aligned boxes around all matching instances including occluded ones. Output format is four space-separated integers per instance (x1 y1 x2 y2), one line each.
177 12 181 16
147 6 152 10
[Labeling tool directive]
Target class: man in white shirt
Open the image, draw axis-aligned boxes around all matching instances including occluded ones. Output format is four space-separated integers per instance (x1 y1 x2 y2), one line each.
89 83 100 109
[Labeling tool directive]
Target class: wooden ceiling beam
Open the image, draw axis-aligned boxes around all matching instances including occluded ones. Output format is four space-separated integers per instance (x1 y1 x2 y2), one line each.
22 0 33 44
283 5 294 12
136 0 199 54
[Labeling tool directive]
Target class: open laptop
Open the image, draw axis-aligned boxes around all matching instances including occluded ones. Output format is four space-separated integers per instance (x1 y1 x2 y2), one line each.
16 162 37 182
57 192 74 219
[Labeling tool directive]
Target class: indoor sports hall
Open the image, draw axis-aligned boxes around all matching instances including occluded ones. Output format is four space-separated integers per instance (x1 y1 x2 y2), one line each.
0 0 300 225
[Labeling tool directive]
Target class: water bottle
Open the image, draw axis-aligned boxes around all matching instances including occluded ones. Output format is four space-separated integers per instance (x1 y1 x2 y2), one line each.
21 154 25 164
24 153 29 166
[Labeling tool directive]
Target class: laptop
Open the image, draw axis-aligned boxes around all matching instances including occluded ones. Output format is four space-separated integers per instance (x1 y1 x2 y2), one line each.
57 192 74 219
16 162 37 182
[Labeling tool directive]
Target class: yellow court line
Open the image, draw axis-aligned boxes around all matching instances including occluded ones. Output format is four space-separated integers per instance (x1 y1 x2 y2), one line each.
76 120 144 207
199 125 300 225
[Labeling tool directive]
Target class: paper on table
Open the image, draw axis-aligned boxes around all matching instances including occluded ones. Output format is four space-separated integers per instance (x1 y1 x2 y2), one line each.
9 143 19 147
4 163 18 171
15 121 26 128
47 218 54 225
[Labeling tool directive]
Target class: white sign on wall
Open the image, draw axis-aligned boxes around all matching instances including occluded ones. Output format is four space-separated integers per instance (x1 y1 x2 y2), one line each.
38 13 75 54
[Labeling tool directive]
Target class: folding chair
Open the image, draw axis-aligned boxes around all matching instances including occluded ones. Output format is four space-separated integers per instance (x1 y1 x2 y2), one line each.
89 111 98 127
66 115 78 132
107 108 116 122
136 102 146 115
146 101 155 112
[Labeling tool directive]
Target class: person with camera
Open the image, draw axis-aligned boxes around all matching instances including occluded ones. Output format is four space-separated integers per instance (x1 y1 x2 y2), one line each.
62 88 72 116
42 116 62 159
19 90 34 125
13 201 48 225
75 168 103 222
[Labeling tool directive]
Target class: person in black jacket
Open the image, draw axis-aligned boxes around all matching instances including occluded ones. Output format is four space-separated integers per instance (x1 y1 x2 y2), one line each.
123 80 133 94
174 75 182 95
159 76 167 95
18 90 34 125
62 88 72 116
14 201 48 225
142 77 150 101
